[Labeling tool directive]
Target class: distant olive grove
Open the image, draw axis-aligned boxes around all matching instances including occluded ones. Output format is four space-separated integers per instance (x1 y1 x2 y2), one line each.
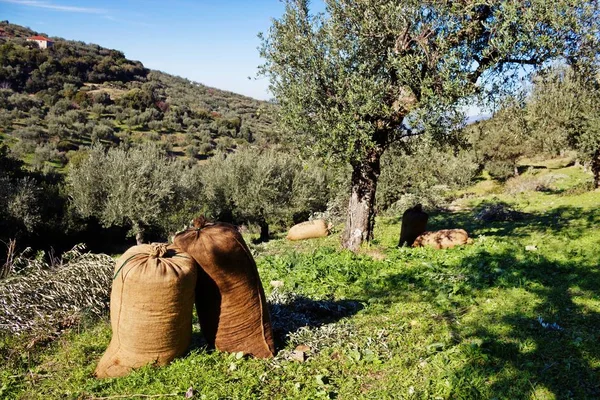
67 144 334 245
467 67 600 185
0 137 479 250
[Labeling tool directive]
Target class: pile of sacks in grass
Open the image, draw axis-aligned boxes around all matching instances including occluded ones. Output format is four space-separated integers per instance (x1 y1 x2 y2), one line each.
95 216 274 379
398 204 473 249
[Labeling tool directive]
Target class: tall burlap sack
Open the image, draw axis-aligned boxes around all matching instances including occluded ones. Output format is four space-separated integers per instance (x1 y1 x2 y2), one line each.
95 243 197 379
286 219 329 241
413 229 472 249
398 204 429 247
174 218 275 358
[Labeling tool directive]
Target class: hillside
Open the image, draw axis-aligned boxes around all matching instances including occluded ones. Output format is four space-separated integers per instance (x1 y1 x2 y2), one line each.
0 22 278 171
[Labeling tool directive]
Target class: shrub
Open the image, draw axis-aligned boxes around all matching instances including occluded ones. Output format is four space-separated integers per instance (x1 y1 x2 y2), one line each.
92 91 112 105
8 92 43 111
9 139 36 158
485 160 516 180
32 144 59 170
199 142 213 155
12 125 45 142
63 109 87 125
185 145 198 158
147 120 163 131
91 123 115 141
117 88 153 110
377 140 479 213
50 98 75 115
5 177 44 232
0 88 13 109
0 109 12 129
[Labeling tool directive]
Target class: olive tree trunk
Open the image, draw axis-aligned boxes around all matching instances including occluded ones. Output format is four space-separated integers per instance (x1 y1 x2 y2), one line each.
592 148 600 189
135 232 144 245
258 219 270 243
341 149 382 252
133 222 145 245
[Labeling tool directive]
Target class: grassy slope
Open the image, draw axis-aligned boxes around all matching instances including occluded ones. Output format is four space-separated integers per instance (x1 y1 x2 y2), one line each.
1 164 599 399
1 22 277 171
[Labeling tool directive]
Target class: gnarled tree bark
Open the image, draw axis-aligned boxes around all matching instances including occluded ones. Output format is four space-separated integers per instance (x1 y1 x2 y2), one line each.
592 148 600 189
258 219 270 243
341 148 382 252
133 222 145 245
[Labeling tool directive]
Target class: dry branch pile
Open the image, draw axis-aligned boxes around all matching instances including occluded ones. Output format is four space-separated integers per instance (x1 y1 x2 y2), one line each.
0 245 114 335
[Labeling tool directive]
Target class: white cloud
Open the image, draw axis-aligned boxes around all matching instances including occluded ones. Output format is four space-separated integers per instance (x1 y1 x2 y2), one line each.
0 0 106 14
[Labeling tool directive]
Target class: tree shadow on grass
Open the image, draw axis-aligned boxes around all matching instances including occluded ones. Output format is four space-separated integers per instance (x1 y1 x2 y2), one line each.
363 246 600 398
268 294 363 349
453 251 600 398
380 204 600 243
421 205 600 241
189 294 363 352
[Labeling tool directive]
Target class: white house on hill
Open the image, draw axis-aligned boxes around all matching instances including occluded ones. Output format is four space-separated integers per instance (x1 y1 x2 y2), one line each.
27 35 54 49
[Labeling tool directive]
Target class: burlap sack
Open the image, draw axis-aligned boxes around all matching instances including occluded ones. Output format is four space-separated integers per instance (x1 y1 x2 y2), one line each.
413 229 472 249
174 218 275 358
95 243 197 379
286 219 329 241
398 204 429 247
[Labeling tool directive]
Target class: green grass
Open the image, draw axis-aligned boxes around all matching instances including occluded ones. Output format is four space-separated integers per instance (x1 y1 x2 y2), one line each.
1 164 599 399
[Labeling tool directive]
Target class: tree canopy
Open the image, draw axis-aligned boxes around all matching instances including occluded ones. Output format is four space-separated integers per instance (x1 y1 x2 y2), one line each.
260 0 600 251
201 148 331 242
67 144 195 244
527 66 600 186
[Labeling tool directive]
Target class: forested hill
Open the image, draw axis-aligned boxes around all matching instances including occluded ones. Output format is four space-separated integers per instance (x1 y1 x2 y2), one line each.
0 22 277 170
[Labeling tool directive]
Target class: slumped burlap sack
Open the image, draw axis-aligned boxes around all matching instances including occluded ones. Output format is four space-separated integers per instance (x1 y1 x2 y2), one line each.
413 229 472 249
398 204 429 247
174 218 275 358
286 219 329 241
95 243 197 379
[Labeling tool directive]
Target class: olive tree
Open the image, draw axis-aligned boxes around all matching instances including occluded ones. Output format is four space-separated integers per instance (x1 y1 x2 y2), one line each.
67 144 193 244
377 139 479 211
260 0 598 251
527 67 600 187
471 99 530 179
201 148 330 242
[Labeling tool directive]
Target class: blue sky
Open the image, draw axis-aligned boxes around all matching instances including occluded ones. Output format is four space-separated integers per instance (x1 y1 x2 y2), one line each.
0 0 328 100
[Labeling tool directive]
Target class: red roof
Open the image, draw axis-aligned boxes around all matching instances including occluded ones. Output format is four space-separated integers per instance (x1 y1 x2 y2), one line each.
27 35 52 42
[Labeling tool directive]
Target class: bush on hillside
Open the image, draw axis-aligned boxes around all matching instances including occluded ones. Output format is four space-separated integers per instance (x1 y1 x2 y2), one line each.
504 173 558 195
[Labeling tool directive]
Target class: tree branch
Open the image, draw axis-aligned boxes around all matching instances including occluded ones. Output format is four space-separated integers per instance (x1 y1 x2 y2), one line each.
397 125 424 139
501 57 540 65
